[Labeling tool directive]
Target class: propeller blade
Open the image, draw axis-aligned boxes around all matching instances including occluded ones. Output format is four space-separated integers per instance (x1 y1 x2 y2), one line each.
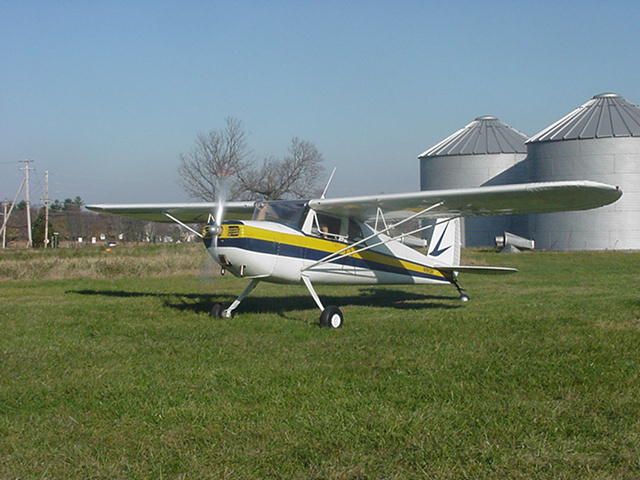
209 176 230 254
214 176 227 226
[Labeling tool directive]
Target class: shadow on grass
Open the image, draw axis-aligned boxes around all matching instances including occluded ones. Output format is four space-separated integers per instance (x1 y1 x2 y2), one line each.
68 287 462 317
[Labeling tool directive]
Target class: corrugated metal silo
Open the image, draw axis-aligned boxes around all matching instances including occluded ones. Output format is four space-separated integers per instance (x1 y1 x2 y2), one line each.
528 92 640 250
419 115 529 246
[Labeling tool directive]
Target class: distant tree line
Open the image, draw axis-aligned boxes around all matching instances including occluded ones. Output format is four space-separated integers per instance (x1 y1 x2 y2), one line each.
3 197 182 248
13 196 84 212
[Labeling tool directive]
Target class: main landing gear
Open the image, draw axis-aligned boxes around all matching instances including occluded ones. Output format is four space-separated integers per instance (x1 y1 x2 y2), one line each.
209 276 343 328
302 276 343 329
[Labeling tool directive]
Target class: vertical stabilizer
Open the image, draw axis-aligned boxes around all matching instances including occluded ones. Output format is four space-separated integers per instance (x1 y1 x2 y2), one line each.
426 218 461 267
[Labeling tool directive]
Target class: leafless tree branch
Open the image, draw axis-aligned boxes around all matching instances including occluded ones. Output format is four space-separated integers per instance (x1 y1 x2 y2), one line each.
178 119 324 201
238 138 324 200
177 117 249 201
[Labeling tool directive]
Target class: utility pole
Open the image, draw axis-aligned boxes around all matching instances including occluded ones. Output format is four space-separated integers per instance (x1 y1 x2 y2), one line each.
0 176 26 249
43 170 50 248
21 160 33 248
1 200 7 249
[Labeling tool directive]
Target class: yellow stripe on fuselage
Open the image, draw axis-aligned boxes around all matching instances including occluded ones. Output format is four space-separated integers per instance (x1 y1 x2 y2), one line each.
221 224 446 279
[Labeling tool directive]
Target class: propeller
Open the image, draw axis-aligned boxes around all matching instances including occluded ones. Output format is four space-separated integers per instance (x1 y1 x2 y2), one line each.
202 176 230 272
213 176 227 244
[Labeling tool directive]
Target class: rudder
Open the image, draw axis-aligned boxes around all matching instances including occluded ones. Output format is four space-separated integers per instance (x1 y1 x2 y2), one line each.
426 218 461 267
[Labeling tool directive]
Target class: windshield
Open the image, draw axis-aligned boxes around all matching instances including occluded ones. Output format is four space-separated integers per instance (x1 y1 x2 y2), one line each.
252 200 307 228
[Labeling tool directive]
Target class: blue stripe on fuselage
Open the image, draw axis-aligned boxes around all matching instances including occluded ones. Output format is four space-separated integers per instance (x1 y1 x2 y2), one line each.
217 237 446 281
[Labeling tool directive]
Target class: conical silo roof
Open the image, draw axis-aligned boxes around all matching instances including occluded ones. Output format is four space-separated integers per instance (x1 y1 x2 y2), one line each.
528 92 640 143
418 115 528 158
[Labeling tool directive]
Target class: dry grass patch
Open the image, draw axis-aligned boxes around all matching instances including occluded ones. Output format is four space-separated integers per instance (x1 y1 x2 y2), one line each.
0 244 209 280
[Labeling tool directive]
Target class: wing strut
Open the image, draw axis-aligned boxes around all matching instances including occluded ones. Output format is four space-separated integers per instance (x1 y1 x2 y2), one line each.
303 216 458 272
302 202 444 272
163 212 204 239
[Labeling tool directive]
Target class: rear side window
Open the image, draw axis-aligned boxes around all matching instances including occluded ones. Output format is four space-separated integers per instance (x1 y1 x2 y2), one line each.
348 219 364 242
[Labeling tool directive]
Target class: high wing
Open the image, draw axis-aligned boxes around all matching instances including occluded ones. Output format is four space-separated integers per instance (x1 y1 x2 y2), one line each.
85 202 256 223
309 181 622 221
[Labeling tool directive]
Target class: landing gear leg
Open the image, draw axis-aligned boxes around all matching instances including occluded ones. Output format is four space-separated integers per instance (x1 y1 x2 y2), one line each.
301 276 343 328
452 277 470 302
211 279 259 319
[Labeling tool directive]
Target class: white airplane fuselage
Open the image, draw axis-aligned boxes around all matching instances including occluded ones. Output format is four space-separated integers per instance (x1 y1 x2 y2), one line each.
206 220 452 286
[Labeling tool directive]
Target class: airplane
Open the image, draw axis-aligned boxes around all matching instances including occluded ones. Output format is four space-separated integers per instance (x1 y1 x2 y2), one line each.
87 180 622 328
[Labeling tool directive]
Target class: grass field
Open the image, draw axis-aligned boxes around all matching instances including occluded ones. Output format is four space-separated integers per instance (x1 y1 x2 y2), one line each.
0 244 204 281
1 246 639 478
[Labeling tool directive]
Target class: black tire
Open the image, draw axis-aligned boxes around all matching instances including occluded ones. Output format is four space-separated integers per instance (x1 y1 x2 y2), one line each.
319 305 343 329
210 303 224 318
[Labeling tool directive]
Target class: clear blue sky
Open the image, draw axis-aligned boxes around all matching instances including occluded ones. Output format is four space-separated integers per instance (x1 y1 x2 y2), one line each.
1 0 639 203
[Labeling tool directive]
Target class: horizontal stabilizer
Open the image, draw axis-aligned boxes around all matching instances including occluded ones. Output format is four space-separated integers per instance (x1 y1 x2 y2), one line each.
439 265 518 275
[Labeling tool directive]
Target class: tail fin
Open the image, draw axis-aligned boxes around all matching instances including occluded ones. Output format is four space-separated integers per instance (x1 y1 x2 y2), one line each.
426 218 461 267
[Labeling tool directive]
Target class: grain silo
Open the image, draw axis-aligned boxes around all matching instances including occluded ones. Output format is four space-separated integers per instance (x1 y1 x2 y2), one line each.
419 115 530 246
527 92 640 250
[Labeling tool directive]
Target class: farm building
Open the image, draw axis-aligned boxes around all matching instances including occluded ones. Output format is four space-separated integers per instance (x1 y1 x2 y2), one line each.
418 115 530 246
527 92 640 250
419 92 640 250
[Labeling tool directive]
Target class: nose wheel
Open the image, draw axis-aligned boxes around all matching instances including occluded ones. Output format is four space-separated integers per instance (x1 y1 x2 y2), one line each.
210 303 225 318
210 303 236 318
209 279 259 319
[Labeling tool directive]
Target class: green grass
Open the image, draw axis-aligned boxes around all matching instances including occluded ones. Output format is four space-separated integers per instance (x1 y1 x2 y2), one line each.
1 249 639 478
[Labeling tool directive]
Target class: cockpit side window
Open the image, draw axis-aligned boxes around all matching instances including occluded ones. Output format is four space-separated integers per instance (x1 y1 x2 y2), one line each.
309 212 365 244
316 213 342 236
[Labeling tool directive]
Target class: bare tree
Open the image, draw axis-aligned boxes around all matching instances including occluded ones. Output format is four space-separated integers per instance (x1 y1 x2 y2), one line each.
178 117 249 201
178 118 325 201
239 138 324 200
